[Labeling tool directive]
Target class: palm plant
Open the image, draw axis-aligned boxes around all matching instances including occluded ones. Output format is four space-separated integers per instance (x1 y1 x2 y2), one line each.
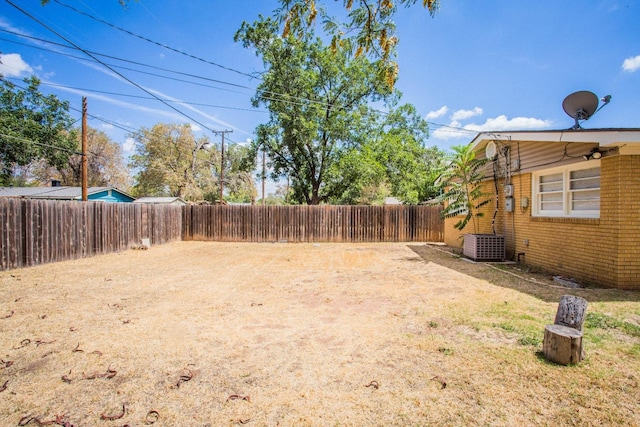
434 144 492 234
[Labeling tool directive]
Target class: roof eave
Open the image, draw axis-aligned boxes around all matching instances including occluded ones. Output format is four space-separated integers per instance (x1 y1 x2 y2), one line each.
470 128 640 151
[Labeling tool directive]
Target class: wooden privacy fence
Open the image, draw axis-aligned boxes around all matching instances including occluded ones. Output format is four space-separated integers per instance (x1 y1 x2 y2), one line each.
183 205 444 243
0 198 182 270
1 200 443 271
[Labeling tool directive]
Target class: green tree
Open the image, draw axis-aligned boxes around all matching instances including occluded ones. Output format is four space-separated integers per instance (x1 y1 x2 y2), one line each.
129 123 255 203
433 144 491 233
0 76 77 186
129 123 218 201
30 127 130 189
224 143 258 204
278 0 441 87
235 16 391 204
330 104 443 205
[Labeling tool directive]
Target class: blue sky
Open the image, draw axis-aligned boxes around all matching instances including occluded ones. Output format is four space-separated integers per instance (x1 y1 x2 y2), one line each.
1 0 639 191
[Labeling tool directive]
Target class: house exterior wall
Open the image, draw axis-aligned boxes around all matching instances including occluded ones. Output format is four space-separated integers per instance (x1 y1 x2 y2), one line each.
602 155 640 290
444 150 640 290
87 189 135 203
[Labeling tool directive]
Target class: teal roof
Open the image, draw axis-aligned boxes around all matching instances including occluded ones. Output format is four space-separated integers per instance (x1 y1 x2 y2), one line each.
0 186 135 203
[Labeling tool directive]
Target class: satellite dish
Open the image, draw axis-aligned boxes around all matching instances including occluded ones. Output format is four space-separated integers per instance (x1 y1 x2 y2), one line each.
562 91 599 129
485 141 498 160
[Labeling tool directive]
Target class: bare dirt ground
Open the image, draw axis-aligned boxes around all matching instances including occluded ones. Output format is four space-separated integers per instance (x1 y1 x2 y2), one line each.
1 242 639 426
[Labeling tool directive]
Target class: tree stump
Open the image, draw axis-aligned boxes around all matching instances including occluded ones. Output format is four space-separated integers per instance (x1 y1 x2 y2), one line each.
543 324 583 365
543 295 588 365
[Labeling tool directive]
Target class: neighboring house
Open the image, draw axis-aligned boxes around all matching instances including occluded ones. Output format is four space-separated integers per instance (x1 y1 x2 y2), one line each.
383 197 403 205
0 186 135 203
134 197 187 206
444 128 640 290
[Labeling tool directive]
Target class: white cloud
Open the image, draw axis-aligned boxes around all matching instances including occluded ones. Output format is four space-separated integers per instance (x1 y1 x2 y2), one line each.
465 115 553 132
622 55 640 72
0 18 27 37
430 115 552 141
122 137 135 154
451 107 483 121
431 122 476 141
101 123 114 131
0 53 33 77
425 106 448 120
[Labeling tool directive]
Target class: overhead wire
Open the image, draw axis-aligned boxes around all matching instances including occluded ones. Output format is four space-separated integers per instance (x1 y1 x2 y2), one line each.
25 79 267 114
5 5 455 118
4 76 252 157
0 29 259 93
52 0 259 81
0 28 355 114
0 133 82 155
5 0 221 135
3 4 475 147
44 1 359 110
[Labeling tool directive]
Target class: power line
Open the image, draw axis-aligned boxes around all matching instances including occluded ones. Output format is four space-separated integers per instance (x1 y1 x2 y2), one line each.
0 132 81 155
6 0 221 135
39 2 355 111
2 13 471 143
1 23 407 118
28 79 267 114
52 0 259 81
0 29 258 92
0 28 352 113
5 77 253 152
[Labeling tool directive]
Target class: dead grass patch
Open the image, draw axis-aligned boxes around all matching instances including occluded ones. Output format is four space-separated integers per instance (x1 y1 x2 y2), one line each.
1 242 639 426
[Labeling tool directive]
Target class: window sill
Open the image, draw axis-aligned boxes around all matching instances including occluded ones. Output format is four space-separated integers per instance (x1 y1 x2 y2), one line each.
530 216 600 225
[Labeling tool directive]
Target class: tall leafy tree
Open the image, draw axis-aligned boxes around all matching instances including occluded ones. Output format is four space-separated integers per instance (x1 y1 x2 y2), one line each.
224 143 258 204
129 123 218 201
129 123 255 203
236 16 392 204
0 76 77 186
330 104 443 205
30 127 130 189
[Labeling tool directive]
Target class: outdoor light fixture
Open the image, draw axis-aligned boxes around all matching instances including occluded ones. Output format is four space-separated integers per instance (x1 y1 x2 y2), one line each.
583 148 603 161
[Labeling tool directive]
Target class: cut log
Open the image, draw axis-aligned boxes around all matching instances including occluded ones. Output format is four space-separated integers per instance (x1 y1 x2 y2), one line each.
543 324 583 365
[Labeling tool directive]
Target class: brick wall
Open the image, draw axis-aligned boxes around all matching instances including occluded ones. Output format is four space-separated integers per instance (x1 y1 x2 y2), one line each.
444 154 640 290
604 155 640 290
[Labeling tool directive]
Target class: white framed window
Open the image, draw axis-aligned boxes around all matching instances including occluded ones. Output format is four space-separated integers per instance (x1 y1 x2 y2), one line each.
532 161 600 218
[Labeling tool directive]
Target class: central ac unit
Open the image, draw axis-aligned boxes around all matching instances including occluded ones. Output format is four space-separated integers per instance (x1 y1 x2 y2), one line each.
463 234 505 261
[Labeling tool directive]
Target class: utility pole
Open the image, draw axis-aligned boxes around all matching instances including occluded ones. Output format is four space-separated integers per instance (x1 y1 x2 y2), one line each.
213 130 232 204
81 97 88 202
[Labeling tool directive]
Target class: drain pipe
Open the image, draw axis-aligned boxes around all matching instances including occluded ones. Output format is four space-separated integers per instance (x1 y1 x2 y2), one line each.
491 160 499 235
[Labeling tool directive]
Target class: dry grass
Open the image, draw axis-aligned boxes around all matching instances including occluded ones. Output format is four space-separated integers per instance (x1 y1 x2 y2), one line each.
1 242 639 426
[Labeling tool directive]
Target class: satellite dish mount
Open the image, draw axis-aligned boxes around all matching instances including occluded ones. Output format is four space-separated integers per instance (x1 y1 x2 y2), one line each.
562 91 611 130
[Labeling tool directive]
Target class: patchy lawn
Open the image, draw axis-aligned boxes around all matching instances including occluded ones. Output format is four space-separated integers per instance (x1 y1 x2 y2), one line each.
1 242 639 426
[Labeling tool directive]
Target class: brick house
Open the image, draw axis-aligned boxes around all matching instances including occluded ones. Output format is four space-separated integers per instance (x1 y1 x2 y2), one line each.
444 129 640 290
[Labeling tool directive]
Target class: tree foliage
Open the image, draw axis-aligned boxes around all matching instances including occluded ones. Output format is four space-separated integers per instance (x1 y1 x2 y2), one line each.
129 123 218 201
331 104 443 204
0 76 77 186
236 16 392 205
433 144 491 233
223 143 258 204
29 127 130 189
129 123 255 203
277 0 441 88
